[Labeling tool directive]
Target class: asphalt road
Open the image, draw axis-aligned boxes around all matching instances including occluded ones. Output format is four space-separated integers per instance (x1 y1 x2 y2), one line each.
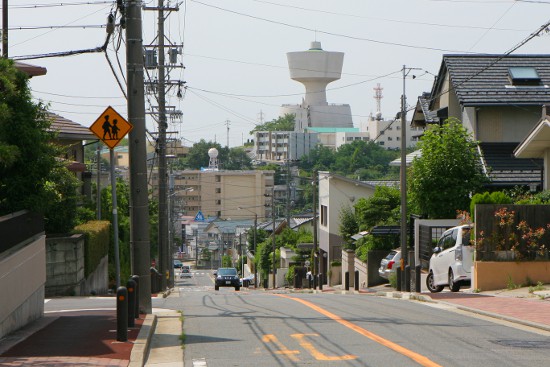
151 270 550 367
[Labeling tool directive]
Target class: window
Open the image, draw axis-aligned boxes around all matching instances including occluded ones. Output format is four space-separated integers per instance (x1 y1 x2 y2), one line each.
321 205 328 227
508 67 541 86
215 188 221 194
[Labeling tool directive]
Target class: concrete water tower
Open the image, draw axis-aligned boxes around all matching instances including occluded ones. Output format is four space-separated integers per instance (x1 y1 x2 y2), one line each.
287 41 344 106
208 148 219 170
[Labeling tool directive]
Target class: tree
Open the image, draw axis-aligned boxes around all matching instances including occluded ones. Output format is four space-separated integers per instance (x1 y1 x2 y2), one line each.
249 114 295 134
0 58 80 233
408 118 487 219
186 140 225 169
339 206 359 250
224 146 252 170
355 185 401 230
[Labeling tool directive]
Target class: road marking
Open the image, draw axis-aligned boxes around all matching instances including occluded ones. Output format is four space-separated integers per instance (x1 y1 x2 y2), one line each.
291 333 357 361
262 334 300 361
276 294 443 367
192 357 207 366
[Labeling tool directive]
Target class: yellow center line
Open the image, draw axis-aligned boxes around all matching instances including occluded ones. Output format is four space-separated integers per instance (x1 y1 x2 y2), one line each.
276 294 443 367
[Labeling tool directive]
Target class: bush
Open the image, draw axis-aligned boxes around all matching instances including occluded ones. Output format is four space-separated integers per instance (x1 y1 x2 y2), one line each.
355 234 398 262
74 220 110 278
470 191 512 220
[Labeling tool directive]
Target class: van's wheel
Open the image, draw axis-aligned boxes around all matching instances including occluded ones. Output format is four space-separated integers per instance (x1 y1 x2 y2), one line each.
449 270 460 292
426 271 443 293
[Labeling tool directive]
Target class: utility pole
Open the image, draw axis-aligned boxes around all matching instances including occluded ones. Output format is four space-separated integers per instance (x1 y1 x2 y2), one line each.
271 186 276 289
2 0 8 57
143 1 184 291
312 171 318 286
124 0 152 313
253 213 257 288
226 120 231 148
400 65 420 291
157 0 169 291
286 160 291 226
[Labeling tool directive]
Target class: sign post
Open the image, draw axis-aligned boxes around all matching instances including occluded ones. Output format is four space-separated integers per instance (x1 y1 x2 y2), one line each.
90 106 133 288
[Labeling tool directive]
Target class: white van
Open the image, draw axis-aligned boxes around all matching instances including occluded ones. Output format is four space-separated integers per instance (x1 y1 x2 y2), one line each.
426 224 474 293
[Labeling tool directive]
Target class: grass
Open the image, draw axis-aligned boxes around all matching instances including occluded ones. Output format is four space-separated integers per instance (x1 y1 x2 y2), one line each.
528 281 546 294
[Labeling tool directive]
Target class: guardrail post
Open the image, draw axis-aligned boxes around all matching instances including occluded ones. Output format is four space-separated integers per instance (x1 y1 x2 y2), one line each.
131 275 140 316
126 278 136 327
344 271 349 291
415 265 422 293
116 286 128 342
396 269 402 291
318 273 323 290
405 265 411 292
354 270 359 291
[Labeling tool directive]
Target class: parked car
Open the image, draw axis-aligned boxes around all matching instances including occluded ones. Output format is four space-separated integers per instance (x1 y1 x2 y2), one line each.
180 265 192 278
427 224 474 293
214 267 241 291
378 249 401 280
173 259 183 269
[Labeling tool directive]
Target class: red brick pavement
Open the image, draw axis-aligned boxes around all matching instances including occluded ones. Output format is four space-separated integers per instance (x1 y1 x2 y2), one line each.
428 292 550 328
0 310 143 367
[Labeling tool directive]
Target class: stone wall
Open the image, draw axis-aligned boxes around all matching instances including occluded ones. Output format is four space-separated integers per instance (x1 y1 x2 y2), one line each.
45 234 108 297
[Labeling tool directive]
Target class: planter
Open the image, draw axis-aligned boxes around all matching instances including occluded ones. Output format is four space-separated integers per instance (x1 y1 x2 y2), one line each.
474 261 550 291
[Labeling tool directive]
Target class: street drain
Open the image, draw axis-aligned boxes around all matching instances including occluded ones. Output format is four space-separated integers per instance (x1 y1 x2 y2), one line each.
491 340 550 349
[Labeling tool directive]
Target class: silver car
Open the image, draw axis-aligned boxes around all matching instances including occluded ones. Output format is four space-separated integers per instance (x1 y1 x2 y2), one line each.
378 249 401 280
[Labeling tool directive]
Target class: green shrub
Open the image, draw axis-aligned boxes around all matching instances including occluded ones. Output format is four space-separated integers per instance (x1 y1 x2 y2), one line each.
355 234 398 262
74 220 110 278
470 191 512 220
389 272 397 289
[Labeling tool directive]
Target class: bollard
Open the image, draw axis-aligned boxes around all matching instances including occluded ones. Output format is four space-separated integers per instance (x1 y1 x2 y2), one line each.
318 274 323 291
405 265 411 292
116 286 128 342
344 271 349 291
415 265 422 293
126 278 136 327
131 275 140 317
354 270 359 291
396 269 402 291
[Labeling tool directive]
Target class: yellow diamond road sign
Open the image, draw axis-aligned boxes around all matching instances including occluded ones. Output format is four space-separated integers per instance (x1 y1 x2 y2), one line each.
90 106 133 149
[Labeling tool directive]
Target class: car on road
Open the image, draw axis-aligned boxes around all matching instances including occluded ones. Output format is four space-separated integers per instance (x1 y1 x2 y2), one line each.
427 224 474 293
180 265 192 278
173 259 183 269
378 249 401 280
214 267 240 291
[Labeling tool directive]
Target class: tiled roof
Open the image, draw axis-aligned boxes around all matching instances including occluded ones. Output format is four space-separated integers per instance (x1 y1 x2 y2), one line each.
479 142 543 187
47 112 96 141
440 54 550 106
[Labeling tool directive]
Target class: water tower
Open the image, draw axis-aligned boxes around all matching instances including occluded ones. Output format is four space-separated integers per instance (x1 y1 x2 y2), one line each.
208 148 218 171
287 41 344 106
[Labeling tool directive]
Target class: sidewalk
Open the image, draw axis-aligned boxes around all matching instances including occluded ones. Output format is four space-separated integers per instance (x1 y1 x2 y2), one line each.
2 284 550 366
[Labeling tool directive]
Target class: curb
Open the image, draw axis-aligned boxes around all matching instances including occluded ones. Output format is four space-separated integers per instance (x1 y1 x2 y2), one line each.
128 313 157 367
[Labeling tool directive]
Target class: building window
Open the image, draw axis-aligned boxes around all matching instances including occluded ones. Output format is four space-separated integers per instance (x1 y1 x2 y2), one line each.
396 137 400 141
321 205 328 227
215 175 221 182
215 188 221 194
387 137 392 141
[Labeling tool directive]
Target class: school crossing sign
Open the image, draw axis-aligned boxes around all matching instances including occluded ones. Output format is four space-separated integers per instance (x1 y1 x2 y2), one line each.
89 106 133 149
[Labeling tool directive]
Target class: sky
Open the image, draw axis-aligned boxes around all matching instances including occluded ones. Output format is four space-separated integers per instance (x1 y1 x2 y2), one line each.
9 0 550 148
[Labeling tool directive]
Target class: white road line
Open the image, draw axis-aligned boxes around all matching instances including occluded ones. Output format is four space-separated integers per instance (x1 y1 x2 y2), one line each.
193 358 207 366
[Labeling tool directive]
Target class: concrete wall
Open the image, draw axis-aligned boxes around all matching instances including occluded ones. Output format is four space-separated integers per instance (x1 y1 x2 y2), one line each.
0 234 46 340
474 261 550 291
46 234 109 296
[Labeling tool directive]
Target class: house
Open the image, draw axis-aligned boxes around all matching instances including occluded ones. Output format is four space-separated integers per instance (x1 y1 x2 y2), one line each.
317 172 376 283
514 107 550 190
411 54 548 189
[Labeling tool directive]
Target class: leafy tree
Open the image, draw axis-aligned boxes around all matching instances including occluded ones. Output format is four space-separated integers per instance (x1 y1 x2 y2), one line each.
250 114 295 134
355 185 401 230
224 146 252 170
186 140 225 170
0 58 81 233
339 206 359 250
408 118 487 219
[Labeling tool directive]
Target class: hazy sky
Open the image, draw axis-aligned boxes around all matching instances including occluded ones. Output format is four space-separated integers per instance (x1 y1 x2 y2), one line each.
10 0 550 147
